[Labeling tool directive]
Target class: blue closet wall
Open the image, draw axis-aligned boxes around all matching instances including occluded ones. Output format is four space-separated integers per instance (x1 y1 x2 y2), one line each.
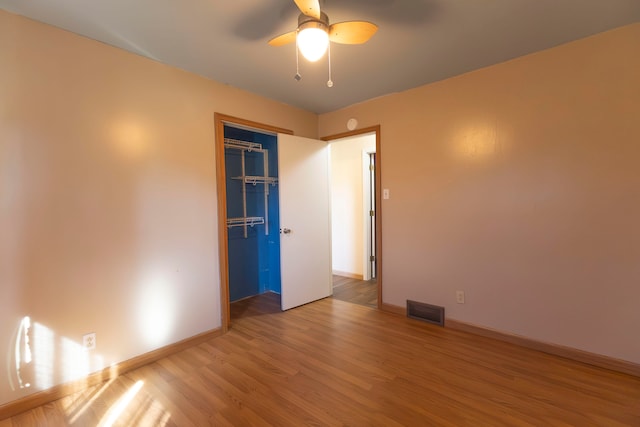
224 126 281 302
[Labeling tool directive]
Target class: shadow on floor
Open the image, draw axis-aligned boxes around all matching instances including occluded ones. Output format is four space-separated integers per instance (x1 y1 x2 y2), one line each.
230 275 378 321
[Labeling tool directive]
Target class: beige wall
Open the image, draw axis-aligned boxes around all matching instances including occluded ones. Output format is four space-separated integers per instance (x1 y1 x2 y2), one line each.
330 134 376 277
2 7 638 408
320 24 640 364
0 10 317 405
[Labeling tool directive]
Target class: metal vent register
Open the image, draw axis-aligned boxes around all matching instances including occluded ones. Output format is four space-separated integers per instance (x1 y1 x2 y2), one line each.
406 300 445 326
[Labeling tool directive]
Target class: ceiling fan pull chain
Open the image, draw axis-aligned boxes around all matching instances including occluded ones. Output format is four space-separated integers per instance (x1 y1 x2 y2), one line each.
295 31 302 81
327 42 333 88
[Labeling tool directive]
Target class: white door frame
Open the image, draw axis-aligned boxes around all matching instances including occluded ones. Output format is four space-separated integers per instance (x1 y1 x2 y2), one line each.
362 150 375 281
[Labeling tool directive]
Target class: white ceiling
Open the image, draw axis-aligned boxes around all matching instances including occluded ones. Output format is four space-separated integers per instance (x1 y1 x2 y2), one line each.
1 0 639 114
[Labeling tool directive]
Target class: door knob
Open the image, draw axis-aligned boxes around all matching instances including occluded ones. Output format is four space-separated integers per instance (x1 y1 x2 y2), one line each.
281 228 292 234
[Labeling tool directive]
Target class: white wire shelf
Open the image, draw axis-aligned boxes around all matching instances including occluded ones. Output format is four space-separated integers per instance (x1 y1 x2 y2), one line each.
227 217 265 229
224 138 274 238
232 176 278 186
224 139 264 152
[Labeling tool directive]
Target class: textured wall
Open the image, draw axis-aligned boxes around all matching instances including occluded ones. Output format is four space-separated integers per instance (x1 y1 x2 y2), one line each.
320 24 640 364
0 10 316 406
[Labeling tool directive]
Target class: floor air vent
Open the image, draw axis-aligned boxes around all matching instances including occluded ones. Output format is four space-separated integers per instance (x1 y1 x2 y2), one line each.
407 300 445 326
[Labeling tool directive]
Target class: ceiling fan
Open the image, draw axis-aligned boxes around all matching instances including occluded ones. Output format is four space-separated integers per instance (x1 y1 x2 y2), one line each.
268 0 378 85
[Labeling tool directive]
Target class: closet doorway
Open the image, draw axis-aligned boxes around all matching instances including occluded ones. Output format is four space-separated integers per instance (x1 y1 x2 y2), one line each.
215 114 333 331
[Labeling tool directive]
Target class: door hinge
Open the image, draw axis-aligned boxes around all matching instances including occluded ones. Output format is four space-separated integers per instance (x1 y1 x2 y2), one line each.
370 255 376 262
369 210 375 217
369 165 375 171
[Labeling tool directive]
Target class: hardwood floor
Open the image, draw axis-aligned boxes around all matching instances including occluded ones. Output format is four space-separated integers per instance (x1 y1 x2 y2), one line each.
332 275 377 308
3 293 639 426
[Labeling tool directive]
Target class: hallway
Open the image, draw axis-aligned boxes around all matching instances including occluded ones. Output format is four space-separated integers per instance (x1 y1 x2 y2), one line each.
332 275 377 308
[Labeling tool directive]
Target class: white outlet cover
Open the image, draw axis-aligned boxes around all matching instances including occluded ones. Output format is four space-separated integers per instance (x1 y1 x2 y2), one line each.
83 333 96 350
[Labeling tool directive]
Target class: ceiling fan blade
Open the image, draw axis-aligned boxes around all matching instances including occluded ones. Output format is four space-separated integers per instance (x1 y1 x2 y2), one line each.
329 21 378 44
294 0 321 20
268 30 298 46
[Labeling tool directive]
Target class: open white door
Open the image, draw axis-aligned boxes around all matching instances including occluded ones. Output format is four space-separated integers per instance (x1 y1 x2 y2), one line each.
278 133 332 310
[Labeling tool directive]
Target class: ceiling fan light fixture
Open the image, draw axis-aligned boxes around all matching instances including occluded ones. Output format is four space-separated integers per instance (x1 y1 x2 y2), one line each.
297 23 329 62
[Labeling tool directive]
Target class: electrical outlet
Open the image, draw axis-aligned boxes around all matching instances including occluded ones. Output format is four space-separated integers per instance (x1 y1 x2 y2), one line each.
456 291 465 304
83 333 96 350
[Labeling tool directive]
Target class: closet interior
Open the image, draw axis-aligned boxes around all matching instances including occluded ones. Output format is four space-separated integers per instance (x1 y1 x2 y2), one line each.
223 125 281 302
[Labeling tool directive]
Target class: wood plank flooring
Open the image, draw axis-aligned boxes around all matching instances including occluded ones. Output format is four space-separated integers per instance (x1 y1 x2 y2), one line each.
331 275 377 308
3 293 640 426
